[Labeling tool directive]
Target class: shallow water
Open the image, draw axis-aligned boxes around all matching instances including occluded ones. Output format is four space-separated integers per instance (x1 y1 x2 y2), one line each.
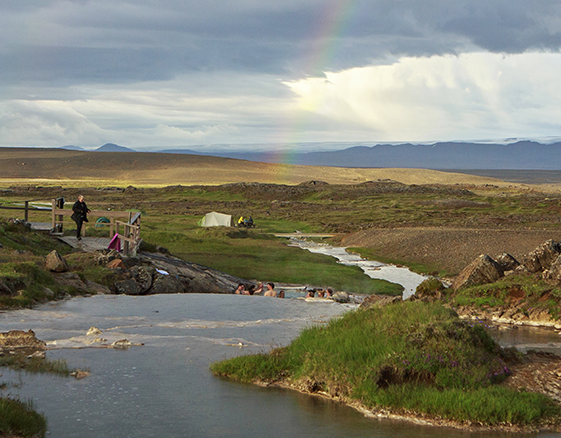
1 294 558 437
289 239 426 298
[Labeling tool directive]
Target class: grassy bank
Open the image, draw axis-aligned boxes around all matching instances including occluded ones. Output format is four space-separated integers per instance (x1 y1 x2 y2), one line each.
211 301 560 429
142 227 402 295
0 398 46 438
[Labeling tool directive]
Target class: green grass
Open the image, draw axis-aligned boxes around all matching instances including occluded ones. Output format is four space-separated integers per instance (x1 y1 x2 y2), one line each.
212 301 560 428
142 226 402 294
0 354 72 376
0 397 47 438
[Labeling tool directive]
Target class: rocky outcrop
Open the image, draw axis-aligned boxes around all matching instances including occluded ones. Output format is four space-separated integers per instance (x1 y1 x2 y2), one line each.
45 250 69 272
149 272 186 294
544 255 561 283
0 330 46 350
452 254 503 290
452 240 561 291
97 251 249 295
360 294 402 309
496 253 519 272
519 239 561 273
453 303 561 329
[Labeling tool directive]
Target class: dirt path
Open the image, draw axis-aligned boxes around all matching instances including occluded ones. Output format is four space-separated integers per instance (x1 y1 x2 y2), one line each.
340 227 561 275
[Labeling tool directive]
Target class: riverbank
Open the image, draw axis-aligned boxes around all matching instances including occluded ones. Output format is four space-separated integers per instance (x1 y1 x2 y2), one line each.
211 300 561 433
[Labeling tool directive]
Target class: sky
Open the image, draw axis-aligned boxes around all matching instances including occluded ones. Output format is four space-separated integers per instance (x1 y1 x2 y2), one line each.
1 0 561 152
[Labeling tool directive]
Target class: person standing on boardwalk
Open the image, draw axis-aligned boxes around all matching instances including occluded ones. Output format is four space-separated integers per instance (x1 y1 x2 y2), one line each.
71 195 90 240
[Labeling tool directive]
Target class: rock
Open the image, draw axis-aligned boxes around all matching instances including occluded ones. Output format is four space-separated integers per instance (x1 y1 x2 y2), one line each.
148 272 185 294
94 249 121 265
451 254 503 290
138 252 245 294
521 239 561 273
27 351 46 359
360 294 402 309
53 272 89 293
71 370 90 379
113 279 143 295
106 259 126 269
112 339 132 349
86 327 102 336
496 253 520 272
42 287 55 298
84 280 111 295
0 330 46 350
331 291 349 303
130 266 154 293
45 250 69 272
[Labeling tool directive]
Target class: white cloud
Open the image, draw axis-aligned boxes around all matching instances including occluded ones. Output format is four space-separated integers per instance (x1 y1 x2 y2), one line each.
284 52 561 142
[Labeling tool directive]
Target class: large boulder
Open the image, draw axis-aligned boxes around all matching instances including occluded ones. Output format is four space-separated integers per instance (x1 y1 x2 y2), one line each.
451 254 503 290
45 250 69 272
148 272 186 294
521 240 561 273
113 279 142 295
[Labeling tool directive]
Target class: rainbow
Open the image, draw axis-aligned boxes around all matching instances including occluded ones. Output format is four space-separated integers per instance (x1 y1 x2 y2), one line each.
272 0 361 179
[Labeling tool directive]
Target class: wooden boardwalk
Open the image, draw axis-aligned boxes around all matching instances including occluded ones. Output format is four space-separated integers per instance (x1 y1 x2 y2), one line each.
58 236 112 252
29 222 52 231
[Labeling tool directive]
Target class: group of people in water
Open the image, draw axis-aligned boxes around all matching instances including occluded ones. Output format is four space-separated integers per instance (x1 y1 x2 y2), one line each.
234 282 284 297
234 282 332 299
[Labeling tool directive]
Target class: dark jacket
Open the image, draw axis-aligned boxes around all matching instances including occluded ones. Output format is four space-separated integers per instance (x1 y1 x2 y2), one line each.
72 200 90 222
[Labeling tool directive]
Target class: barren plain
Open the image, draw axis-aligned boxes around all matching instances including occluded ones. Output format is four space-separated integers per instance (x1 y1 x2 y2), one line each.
1 147 561 276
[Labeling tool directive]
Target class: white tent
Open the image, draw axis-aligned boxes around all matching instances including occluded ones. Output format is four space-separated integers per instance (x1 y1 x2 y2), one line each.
198 211 233 227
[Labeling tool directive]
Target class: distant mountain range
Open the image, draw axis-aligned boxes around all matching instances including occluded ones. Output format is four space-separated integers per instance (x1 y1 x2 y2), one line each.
160 141 561 170
59 141 561 170
62 143 134 152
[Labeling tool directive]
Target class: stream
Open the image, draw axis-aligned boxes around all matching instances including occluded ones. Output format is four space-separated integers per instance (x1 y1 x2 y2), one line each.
1 243 560 437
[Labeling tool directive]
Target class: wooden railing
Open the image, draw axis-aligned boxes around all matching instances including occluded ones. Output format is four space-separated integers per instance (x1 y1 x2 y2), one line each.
0 199 52 221
115 212 142 256
51 200 142 256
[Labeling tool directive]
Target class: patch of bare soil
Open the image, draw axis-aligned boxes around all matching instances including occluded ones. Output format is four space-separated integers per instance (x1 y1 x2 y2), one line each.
505 352 561 403
341 227 561 275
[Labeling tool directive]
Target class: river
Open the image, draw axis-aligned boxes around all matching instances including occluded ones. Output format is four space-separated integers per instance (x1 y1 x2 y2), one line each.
1 293 560 438
288 238 427 298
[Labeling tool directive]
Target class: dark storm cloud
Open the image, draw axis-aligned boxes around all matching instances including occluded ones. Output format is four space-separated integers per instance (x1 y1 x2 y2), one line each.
1 0 561 86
